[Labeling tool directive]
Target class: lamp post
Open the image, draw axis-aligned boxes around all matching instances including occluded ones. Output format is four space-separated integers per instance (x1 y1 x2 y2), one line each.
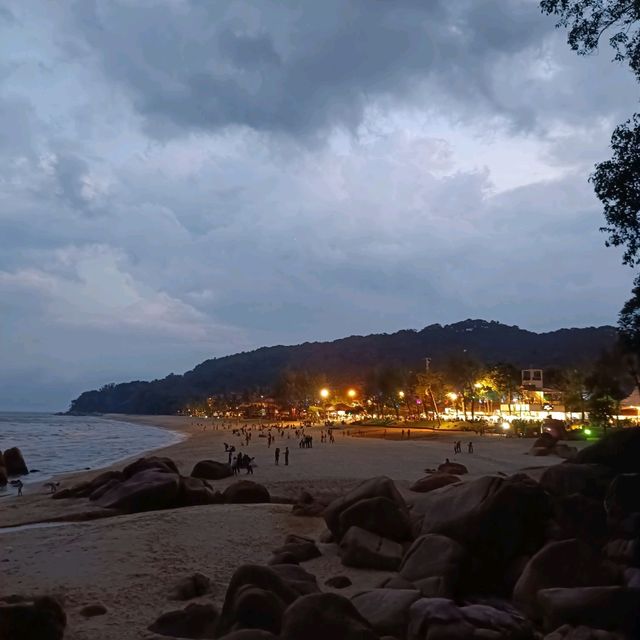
320 388 330 421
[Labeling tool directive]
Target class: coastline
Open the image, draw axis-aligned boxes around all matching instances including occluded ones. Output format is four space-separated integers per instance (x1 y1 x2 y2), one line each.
0 416 592 640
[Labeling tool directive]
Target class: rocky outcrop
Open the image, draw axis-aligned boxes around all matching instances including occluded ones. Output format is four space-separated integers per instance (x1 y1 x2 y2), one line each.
280 592 378 640
169 573 212 601
339 526 403 571
223 481 270 504
538 587 640 635
573 428 640 472
190 460 233 480
409 474 459 493
148 602 218 638
3 447 28 476
93 468 182 512
324 476 407 539
351 588 420 638
436 461 468 474
398 534 466 597
407 597 533 640
513 539 619 619
338 496 412 542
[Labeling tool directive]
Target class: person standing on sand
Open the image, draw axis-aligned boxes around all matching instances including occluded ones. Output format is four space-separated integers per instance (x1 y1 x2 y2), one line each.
407 429 411 439
275 447 280 465
16 479 23 496
468 441 474 454
284 447 289 465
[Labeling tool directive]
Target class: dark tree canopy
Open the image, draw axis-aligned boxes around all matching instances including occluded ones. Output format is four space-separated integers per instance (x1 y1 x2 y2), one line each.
542 0 640 265
591 115 640 265
541 0 640 72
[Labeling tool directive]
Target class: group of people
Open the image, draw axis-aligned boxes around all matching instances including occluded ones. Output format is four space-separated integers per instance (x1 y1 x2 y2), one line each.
274 447 289 465
231 452 256 475
454 440 474 454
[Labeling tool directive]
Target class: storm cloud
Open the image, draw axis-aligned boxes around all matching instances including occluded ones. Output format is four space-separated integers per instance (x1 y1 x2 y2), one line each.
0 0 637 409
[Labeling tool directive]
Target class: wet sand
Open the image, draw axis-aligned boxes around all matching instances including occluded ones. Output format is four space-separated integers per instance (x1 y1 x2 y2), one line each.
0 415 585 640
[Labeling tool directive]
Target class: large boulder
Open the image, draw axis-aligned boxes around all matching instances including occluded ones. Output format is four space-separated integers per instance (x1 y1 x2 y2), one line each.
550 494 608 544
408 597 471 640
436 461 468 475
0 465 6 486
338 497 412 542
399 534 466 597
408 597 533 640
178 476 224 507
53 470 124 500
605 538 640 567
280 592 378 640
93 468 181 512
540 464 613 499
351 589 420 638
573 428 640 473
0 596 66 640
269 564 320 596
191 460 233 480
122 456 179 479
216 565 299 637
538 587 640 634
148 602 218 638
291 491 331 517
169 572 212 601
604 473 640 521
339 526 403 571
513 539 619 620
410 474 459 493
3 447 28 476
270 539 321 564
413 474 551 594
324 476 406 539
543 625 625 640
223 481 270 504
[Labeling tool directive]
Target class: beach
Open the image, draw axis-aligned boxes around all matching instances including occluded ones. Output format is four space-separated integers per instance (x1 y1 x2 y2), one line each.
0 416 585 640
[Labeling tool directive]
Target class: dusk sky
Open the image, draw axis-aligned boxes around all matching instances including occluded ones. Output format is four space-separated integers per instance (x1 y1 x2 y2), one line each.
1 0 638 410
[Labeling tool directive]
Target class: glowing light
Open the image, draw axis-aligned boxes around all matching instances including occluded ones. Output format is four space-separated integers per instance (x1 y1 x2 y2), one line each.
447 392 458 401
474 382 483 389
347 389 357 399
584 428 592 436
501 422 511 430
398 391 405 399
320 388 330 399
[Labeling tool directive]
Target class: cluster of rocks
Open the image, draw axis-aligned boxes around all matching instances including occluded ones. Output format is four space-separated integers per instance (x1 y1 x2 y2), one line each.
531 432 578 459
0 447 29 485
7 428 640 639
53 456 270 513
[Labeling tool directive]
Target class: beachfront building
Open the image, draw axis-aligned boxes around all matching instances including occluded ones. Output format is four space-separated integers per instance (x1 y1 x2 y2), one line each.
499 369 570 421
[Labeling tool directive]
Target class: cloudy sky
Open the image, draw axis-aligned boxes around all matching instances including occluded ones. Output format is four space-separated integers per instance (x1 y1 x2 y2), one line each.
0 0 638 410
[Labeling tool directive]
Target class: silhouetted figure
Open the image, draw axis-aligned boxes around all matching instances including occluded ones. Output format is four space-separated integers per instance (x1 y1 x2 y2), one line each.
16 479 23 496
468 441 474 454
275 447 280 465
284 447 289 466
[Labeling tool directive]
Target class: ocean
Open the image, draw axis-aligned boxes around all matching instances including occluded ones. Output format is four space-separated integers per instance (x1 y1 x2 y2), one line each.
0 412 183 491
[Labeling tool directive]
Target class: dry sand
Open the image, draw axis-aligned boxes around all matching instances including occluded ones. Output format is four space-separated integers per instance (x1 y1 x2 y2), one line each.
0 416 586 639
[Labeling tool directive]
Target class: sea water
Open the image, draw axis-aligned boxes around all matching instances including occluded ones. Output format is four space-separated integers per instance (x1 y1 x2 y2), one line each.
0 412 183 490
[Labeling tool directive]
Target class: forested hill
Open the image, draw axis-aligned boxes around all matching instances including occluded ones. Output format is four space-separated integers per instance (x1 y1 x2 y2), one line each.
69 320 617 414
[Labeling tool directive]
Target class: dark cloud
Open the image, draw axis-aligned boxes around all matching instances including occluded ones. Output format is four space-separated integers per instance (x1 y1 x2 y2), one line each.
0 0 637 409
61 0 571 138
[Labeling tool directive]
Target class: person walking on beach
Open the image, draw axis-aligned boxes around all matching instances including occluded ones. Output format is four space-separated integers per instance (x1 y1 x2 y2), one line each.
468 441 474 454
275 447 280 465
247 457 255 475
284 447 289 466
15 479 23 496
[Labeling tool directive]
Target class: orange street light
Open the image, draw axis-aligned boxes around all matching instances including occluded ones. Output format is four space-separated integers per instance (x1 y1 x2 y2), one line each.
447 392 458 401
398 391 405 399
320 388 330 399
347 388 357 399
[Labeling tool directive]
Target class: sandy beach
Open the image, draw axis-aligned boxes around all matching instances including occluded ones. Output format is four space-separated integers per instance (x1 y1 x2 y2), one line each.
0 416 586 640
